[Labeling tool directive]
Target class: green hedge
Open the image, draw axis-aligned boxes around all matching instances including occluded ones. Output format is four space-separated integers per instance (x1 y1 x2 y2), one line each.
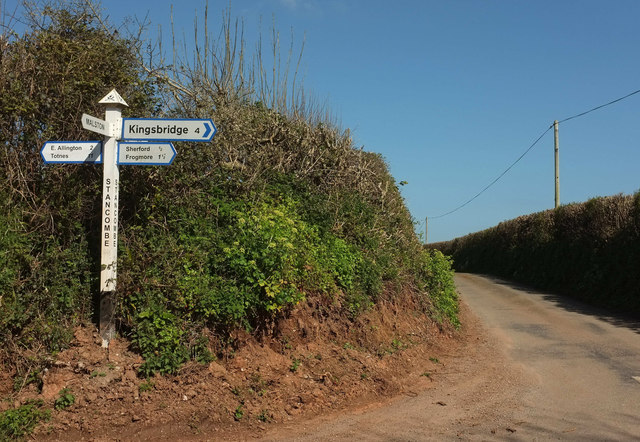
1 2 459 381
434 193 640 314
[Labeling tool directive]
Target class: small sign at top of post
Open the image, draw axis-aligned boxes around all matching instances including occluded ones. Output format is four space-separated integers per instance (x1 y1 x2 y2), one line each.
82 113 113 137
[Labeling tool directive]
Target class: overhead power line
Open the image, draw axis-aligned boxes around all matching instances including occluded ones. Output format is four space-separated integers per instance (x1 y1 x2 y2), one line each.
428 88 640 220
559 88 640 124
429 127 551 220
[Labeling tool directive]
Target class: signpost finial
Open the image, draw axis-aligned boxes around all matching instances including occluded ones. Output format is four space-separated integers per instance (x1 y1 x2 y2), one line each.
99 89 128 107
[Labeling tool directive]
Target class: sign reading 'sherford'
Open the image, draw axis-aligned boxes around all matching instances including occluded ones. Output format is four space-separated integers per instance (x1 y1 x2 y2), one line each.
41 89 217 345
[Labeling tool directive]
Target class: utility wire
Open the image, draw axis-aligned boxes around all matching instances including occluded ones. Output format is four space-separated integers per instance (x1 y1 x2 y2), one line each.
429 126 552 219
429 88 640 220
559 88 640 123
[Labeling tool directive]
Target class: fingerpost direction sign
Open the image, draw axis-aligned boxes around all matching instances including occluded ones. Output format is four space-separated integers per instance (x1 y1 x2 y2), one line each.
41 141 102 164
117 141 176 165
40 88 218 347
121 118 216 142
82 113 113 137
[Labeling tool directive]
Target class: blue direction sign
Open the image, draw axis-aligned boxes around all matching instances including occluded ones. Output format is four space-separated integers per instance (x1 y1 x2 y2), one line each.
41 141 102 164
121 118 216 142
117 142 176 165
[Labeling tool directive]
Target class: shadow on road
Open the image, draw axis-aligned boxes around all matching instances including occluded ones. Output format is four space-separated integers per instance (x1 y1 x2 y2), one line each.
477 274 640 335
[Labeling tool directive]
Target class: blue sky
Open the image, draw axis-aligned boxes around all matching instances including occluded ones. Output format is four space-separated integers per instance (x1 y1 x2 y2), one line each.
5 0 640 242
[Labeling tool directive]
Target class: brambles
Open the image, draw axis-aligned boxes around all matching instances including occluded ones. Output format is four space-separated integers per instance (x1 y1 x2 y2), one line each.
419 250 459 328
1 0 460 389
54 388 75 411
132 306 189 377
0 400 51 439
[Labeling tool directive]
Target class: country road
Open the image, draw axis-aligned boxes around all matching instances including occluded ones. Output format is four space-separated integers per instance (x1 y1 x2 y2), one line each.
456 273 640 440
263 273 640 441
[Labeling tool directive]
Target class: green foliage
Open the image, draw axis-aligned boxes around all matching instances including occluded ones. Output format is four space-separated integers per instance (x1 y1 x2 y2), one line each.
0 1 157 373
419 250 459 328
391 338 407 351
0 1 461 379
119 190 384 355
89 370 106 378
54 388 75 411
257 409 270 422
435 193 640 313
139 380 155 393
289 357 302 372
233 404 244 421
190 336 215 364
0 400 51 439
133 306 189 377
0 188 90 363
13 369 43 393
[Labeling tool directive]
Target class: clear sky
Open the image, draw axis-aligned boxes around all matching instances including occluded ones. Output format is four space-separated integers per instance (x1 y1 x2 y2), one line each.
5 0 640 242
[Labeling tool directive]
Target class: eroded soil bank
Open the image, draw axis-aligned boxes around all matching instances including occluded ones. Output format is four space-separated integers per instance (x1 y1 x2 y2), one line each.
1 292 466 441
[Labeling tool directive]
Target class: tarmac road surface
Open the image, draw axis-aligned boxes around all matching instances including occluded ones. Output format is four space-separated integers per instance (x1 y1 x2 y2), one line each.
263 273 640 440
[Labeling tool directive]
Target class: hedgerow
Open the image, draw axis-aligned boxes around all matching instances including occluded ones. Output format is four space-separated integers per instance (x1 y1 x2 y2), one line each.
434 193 640 314
0 0 458 386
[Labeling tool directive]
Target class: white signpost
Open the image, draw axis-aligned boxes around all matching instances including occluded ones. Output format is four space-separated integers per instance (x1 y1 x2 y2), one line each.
97 92 124 348
40 141 102 164
41 89 217 347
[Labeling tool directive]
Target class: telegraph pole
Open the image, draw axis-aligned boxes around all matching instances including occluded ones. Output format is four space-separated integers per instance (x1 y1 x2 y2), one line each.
554 120 560 209
425 216 428 245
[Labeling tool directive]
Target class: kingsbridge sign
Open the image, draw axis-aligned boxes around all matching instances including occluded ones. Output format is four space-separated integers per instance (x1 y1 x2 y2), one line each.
41 89 217 345
122 118 215 142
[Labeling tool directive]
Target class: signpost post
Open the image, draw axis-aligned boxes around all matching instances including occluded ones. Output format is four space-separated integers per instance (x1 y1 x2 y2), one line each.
41 88 217 347
96 91 127 346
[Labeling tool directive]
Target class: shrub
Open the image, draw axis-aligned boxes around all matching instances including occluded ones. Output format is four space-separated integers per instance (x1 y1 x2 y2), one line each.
420 250 459 328
435 193 640 314
1 1 460 378
0 400 51 439
133 305 189 377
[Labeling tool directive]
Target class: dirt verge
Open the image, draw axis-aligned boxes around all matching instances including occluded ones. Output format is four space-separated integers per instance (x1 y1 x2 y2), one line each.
0 292 465 441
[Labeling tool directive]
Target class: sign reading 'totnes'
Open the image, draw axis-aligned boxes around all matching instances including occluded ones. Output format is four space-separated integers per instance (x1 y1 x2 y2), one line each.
41 141 102 164
121 118 216 142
